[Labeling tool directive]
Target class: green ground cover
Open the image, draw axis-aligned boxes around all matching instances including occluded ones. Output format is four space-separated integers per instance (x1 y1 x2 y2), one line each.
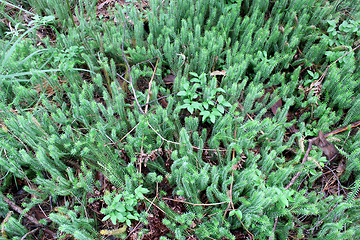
1 0 360 239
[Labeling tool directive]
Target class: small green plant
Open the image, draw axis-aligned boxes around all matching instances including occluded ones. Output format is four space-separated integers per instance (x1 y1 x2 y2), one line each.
305 70 320 87
177 73 203 114
200 91 232 123
178 72 232 123
99 185 149 226
324 19 360 46
322 18 359 66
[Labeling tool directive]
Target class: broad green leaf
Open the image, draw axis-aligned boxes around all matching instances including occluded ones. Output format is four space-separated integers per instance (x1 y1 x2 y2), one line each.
118 204 126 213
126 205 134 211
212 109 222 116
110 214 117 225
126 198 135 206
191 93 199 99
113 194 122 203
223 101 232 108
183 82 190 89
217 95 224 103
126 213 138 220
102 215 111 221
177 91 187 96
180 103 191 109
192 102 203 111
216 88 226 93
126 219 131 226
307 70 314 77
203 102 209 109
135 186 149 199
188 106 194 114
327 20 337 27
217 105 224 114
190 77 201 83
189 72 199 78
210 114 216 123
200 111 210 122
115 213 126 223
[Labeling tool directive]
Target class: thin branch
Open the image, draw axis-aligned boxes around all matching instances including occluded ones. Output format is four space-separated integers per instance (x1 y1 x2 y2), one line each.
2 196 40 225
124 195 158 240
107 122 140 146
2 195 56 238
147 121 180 146
315 43 360 86
272 138 315 240
140 92 177 107
1 211 12 238
147 121 227 152
310 202 339 234
269 217 278 240
116 73 131 84
120 24 144 114
285 138 314 190
228 170 254 239
236 212 254 240
21 228 39 240
324 120 360 138
162 197 227 206
286 119 360 190
145 58 159 114
323 165 347 197
143 196 166 215
118 55 164 80
272 118 360 238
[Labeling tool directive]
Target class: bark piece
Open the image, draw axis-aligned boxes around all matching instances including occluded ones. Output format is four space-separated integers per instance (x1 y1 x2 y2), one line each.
314 131 339 160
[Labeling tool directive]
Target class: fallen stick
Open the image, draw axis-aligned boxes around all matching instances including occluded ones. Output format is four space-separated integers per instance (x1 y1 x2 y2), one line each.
286 120 360 189
271 119 360 240
2 195 56 239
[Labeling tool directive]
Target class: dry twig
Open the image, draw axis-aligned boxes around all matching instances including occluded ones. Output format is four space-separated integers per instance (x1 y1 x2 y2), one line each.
2 195 56 238
145 58 159 114
271 119 360 239
162 197 227 206
120 24 144 114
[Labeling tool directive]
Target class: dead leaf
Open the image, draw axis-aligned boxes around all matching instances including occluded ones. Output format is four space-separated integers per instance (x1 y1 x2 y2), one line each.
163 74 176 85
314 131 339 160
97 0 114 10
270 99 282 115
210 70 226 76
0 119 7 132
336 159 346 177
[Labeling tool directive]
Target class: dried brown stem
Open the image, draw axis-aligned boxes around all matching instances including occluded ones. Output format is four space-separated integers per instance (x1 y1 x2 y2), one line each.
124 194 158 240
145 58 159 114
285 138 314 190
2 195 56 238
272 118 360 239
21 228 39 240
162 197 227 206
121 24 144 114
143 196 166 214
316 43 360 86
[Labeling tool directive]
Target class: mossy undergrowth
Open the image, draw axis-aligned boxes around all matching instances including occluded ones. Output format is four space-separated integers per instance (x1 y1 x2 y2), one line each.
0 0 360 239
